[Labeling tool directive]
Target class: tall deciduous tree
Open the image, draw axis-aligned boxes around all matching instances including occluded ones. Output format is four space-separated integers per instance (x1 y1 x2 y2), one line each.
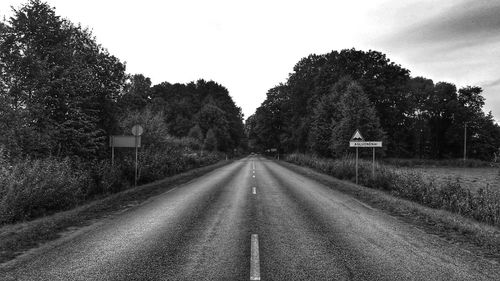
330 82 385 157
0 0 126 158
204 128 217 151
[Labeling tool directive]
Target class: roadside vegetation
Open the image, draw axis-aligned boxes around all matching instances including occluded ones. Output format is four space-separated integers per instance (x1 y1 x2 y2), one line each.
382 158 497 168
246 49 500 162
0 1 245 226
286 153 500 227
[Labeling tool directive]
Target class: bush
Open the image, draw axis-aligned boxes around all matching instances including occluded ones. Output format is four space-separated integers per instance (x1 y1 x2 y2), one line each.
382 158 495 168
285 153 500 227
84 160 128 196
136 140 222 184
0 158 85 224
0 136 224 225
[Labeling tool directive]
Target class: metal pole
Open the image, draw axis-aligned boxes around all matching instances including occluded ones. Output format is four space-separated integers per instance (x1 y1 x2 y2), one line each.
372 147 375 178
463 123 467 162
135 136 138 187
356 147 358 185
111 136 114 166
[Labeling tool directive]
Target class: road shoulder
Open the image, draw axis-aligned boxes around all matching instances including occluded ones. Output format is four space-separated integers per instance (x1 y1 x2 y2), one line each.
0 159 235 267
276 159 500 266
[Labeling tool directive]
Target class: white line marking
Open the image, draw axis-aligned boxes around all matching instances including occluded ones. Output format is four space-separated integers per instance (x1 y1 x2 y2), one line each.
250 234 260 280
165 187 178 194
252 187 256 194
252 175 255 178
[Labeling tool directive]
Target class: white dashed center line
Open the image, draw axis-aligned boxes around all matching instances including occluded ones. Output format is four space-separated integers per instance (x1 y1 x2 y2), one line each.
252 187 256 194
250 234 261 280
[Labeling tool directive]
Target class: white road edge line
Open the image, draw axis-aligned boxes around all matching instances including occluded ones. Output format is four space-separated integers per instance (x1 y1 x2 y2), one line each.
165 187 178 194
252 187 256 194
250 234 261 281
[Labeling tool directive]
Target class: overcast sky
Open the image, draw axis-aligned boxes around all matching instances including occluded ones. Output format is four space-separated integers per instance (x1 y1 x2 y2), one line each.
1 0 499 121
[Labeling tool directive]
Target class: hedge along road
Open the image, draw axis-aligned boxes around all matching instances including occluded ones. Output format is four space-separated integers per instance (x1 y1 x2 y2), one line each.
1 156 500 280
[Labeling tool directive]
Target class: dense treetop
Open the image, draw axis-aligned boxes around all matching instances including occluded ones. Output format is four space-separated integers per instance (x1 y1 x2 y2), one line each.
247 49 500 160
0 0 245 160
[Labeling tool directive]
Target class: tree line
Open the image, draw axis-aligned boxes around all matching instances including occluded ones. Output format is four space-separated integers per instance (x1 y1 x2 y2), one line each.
247 49 500 160
0 0 245 162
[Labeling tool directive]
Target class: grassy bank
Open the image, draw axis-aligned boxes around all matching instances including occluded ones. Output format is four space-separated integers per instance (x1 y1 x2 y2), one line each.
0 159 233 265
278 157 500 261
285 153 500 227
382 158 497 168
0 138 223 225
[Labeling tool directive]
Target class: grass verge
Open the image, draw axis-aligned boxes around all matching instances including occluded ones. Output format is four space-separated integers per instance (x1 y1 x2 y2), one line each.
277 159 500 262
0 159 233 265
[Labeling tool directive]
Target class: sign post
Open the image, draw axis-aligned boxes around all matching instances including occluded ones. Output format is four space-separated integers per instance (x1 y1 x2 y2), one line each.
356 146 359 184
109 125 144 188
111 137 115 166
349 130 382 184
110 135 143 165
131 125 144 187
372 147 375 177
350 130 364 185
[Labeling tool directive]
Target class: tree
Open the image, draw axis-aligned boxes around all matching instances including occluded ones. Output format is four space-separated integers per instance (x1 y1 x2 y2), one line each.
117 74 152 112
204 128 217 151
425 82 458 158
250 48 410 156
308 77 351 156
0 0 126 158
406 77 434 158
148 79 244 151
188 124 203 143
330 82 385 157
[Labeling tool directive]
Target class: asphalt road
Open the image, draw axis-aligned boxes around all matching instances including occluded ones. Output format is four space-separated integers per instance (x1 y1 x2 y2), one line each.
1 156 499 280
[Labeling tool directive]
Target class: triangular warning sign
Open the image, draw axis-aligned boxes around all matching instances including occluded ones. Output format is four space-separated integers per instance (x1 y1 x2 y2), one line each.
351 129 364 141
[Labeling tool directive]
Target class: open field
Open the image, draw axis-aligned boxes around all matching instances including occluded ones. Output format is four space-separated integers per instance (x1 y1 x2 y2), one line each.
398 167 500 192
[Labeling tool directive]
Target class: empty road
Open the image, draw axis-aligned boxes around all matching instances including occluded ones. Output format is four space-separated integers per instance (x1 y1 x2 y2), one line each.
1 156 499 280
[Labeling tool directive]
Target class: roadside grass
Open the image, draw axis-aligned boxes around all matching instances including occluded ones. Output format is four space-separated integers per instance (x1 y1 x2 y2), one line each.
395 166 500 192
0 142 223 225
0 159 233 265
278 158 500 261
382 158 497 168
286 153 500 227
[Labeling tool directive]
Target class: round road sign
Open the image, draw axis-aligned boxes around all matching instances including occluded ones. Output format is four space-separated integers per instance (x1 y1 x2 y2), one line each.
131 125 144 136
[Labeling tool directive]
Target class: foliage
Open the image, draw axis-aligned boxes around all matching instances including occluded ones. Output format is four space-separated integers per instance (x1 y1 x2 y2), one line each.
0 1 238 226
117 74 152 112
0 0 126 159
188 124 204 143
382 158 495 168
248 48 500 161
204 128 218 151
0 157 86 224
286 153 500 227
0 136 223 225
149 80 245 152
330 81 385 157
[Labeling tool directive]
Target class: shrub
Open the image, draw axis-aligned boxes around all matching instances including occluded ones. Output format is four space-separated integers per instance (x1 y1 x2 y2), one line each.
84 160 128 196
285 153 500 227
0 158 85 224
382 158 495 168
0 137 224 225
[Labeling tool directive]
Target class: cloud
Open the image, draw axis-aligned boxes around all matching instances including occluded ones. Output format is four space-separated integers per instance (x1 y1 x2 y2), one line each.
482 78 500 88
382 0 500 50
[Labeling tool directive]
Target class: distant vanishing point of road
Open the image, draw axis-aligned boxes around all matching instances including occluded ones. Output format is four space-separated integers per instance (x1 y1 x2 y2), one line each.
1 156 499 280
